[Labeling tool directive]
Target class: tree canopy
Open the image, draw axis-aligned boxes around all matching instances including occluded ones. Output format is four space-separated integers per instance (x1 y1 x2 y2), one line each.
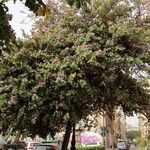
1 0 150 133
0 0 150 150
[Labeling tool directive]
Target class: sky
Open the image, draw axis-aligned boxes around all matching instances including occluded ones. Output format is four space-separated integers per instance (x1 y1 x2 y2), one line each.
126 114 139 127
6 1 139 128
6 1 35 37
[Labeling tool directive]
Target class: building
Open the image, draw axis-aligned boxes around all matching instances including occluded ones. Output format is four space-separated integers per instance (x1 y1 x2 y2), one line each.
106 107 126 148
76 107 126 149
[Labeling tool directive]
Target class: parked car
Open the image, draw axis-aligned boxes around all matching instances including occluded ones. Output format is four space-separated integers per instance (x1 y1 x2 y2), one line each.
81 142 101 147
35 143 60 150
145 144 150 150
25 142 41 150
67 143 82 150
0 143 26 150
117 141 127 150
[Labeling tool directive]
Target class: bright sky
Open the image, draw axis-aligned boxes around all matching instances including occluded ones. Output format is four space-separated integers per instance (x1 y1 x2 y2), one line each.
6 1 34 37
126 114 139 127
6 1 139 128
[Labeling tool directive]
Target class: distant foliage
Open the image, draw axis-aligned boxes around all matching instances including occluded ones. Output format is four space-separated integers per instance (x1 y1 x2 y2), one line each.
135 136 150 149
126 130 140 140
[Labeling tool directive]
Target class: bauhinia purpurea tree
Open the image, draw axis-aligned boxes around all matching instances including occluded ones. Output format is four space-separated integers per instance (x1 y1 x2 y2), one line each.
0 0 150 150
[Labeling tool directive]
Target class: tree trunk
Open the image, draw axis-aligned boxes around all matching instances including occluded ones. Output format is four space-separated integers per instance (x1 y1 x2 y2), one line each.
111 116 115 150
14 132 21 143
71 123 76 150
61 120 72 150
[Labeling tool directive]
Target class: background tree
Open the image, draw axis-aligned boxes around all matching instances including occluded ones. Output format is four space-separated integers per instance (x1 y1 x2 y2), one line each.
135 136 150 149
126 130 140 140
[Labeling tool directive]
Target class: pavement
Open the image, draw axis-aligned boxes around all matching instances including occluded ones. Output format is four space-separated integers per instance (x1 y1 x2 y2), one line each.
129 144 137 150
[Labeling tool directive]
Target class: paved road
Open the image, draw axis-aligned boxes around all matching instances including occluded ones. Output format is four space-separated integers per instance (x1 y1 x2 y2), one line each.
106 144 137 150
129 144 137 150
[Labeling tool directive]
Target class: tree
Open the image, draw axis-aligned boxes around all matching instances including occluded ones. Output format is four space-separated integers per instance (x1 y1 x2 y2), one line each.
0 1 150 150
0 0 47 54
126 130 140 140
1 0 150 50
0 2 15 53
135 136 150 149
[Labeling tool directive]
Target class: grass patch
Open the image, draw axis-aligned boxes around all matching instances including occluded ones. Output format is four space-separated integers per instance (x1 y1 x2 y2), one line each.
77 146 105 150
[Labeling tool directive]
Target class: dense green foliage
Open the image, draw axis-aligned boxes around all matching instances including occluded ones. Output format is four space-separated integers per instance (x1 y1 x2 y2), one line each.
0 2 15 53
126 130 140 140
135 136 150 149
65 0 90 8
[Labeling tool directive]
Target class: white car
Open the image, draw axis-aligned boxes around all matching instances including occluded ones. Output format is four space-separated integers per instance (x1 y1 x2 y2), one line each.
81 143 101 147
117 141 127 150
26 142 41 150
35 143 61 150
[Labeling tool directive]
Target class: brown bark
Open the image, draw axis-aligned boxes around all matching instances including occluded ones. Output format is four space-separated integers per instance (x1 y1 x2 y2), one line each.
61 120 72 150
